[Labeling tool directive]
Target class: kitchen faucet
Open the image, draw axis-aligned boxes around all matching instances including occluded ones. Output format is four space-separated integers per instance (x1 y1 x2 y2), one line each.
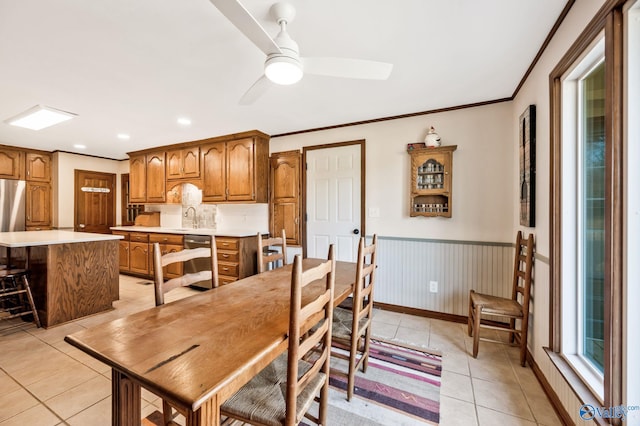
184 206 198 228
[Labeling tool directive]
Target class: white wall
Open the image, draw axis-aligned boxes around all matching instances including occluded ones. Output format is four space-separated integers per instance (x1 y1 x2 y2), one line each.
270 101 515 243
52 152 124 229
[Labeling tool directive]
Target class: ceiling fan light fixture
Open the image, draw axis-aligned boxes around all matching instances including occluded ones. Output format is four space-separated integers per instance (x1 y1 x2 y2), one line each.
265 56 303 85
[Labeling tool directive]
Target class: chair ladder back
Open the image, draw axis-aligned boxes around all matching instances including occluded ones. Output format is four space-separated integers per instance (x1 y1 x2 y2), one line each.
153 238 218 306
352 236 377 326
285 247 335 426
257 230 288 273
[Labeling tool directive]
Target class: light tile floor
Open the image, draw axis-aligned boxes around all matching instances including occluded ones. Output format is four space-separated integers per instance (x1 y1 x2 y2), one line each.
0 275 562 426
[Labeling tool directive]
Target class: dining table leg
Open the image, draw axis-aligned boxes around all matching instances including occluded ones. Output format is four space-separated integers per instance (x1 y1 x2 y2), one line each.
111 369 141 426
185 394 220 426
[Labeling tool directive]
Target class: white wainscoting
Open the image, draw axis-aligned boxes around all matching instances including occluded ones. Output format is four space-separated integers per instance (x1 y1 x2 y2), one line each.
374 236 514 316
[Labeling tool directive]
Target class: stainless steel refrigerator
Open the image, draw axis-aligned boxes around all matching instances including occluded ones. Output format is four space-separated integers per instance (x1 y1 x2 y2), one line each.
0 179 26 232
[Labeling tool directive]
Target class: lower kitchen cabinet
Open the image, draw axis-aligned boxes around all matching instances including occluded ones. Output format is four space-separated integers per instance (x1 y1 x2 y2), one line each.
149 233 184 279
216 236 257 285
112 230 257 285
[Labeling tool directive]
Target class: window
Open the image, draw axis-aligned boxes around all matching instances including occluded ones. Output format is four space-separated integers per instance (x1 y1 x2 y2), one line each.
560 40 605 398
549 0 628 412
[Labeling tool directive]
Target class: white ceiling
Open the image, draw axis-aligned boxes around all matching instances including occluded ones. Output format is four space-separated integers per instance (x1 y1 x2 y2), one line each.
0 0 567 160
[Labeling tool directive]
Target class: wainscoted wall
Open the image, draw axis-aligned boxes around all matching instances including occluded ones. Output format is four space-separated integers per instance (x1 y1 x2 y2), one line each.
374 236 513 316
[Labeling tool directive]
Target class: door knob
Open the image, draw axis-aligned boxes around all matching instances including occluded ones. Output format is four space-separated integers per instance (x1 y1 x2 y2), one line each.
353 229 360 235
79 224 85 228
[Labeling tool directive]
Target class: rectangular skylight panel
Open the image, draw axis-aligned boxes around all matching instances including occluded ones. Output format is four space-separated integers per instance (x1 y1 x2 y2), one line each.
5 105 77 130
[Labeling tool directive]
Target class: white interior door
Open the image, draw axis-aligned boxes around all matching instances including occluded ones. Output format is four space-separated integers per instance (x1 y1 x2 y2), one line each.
306 144 361 262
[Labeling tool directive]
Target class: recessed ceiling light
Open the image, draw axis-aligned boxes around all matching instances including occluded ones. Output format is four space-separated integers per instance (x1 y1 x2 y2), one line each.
177 117 192 126
117 133 130 140
73 144 86 149
5 105 77 131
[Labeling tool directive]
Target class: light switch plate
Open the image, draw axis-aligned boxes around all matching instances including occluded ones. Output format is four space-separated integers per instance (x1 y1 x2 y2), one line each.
369 207 380 218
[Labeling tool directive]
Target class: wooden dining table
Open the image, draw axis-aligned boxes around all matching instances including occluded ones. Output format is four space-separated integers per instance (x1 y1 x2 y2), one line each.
64 258 356 426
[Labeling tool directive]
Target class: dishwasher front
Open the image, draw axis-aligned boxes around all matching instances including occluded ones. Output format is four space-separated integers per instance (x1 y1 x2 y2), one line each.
183 234 213 289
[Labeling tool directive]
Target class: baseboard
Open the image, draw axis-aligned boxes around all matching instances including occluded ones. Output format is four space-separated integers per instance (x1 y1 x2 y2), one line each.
374 302 468 323
526 349 574 426
374 302 510 328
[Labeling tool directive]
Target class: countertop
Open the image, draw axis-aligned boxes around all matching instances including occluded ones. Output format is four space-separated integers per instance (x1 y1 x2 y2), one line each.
109 226 261 238
0 230 123 248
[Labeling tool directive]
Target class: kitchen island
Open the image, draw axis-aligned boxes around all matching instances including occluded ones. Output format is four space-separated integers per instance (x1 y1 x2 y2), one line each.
0 230 123 328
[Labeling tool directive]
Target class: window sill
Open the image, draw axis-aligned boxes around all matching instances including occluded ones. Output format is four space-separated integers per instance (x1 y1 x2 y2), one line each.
545 347 605 425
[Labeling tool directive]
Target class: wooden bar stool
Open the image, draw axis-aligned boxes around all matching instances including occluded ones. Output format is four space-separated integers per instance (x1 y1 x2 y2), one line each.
0 268 41 327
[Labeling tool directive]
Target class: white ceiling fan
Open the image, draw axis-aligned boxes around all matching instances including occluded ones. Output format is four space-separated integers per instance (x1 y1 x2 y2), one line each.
209 0 394 105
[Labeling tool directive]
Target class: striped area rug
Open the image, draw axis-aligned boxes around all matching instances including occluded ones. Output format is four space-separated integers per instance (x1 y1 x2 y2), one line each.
144 339 441 425
328 339 441 425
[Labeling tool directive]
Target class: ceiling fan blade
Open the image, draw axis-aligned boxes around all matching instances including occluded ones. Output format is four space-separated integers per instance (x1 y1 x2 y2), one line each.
303 57 393 80
209 0 281 55
239 75 272 105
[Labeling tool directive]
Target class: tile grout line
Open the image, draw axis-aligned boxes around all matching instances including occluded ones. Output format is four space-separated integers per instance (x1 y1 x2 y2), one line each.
0 363 68 426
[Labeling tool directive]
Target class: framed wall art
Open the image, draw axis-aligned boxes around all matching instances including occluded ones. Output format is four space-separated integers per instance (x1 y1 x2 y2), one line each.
519 105 536 227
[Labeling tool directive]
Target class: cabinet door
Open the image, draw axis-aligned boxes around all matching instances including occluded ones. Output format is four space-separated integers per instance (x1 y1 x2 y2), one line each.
25 182 51 226
26 152 51 182
412 152 450 193
166 149 183 180
146 151 166 202
226 138 254 201
270 151 301 245
118 241 130 271
182 147 200 178
129 242 149 275
0 149 24 180
202 142 227 202
129 155 147 203
163 244 184 279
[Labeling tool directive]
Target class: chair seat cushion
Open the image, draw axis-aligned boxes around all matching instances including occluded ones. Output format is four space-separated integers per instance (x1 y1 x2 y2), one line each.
470 291 523 317
221 353 325 426
332 306 369 340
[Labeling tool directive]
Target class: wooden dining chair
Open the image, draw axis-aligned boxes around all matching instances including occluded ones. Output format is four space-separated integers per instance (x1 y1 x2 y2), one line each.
468 231 534 366
152 237 218 425
257 229 288 273
330 234 377 401
221 246 336 426
152 237 219 306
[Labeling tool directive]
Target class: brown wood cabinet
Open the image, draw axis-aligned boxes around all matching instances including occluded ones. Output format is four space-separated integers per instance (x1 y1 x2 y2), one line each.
112 231 131 272
129 232 150 275
167 147 200 180
408 145 457 218
25 152 51 182
216 236 258 285
149 233 184 279
129 152 166 203
26 182 51 227
0 146 52 228
0 147 24 180
201 142 226 202
270 150 301 246
202 136 269 203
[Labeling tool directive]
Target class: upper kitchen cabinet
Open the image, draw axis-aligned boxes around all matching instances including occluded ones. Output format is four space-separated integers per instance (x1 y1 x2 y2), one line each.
166 147 200 180
25 152 51 182
201 132 269 203
129 151 166 203
201 142 226 202
128 130 268 204
0 147 24 180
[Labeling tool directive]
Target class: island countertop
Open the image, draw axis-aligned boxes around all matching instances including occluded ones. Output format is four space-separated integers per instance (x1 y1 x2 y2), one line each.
0 230 124 248
110 226 263 238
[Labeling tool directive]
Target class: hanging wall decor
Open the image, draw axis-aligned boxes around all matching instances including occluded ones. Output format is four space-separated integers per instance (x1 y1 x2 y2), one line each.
519 105 536 227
